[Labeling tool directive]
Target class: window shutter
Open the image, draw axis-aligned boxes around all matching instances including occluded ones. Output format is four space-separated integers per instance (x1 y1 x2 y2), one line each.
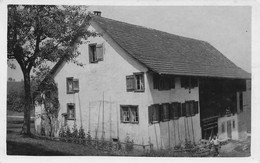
177 103 182 117
181 77 189 88
170 77 175 89
181 103 186 117
194 101 199 114
96 43 104 61
153 74 159 89
171 102 179 120
190 101 195 116
190 78 198 88
126 75 135 91
186 102 191 117
120 107 123 122
148 105 153 124
73 79 79 92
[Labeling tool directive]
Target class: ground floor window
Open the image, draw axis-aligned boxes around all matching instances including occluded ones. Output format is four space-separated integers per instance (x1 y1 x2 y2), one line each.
67 103 76 120
120 105 139 123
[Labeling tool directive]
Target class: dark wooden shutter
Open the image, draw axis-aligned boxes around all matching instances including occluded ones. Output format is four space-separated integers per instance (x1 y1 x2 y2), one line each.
185 102 190 117
190 101 195 116
190 78 198 88
73 79 79 92
181 103 186 117
153 74 159 89
120 106 123 122
96 43 104 61
170 77 175 89
194 101 199 114
171 102 179 120
181 77 189 88
126 75 135 91
148 105 153 124
177 103 182 117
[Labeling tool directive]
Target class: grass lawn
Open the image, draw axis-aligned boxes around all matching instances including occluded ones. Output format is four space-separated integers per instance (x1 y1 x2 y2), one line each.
7 116 251 157
6 117 119 156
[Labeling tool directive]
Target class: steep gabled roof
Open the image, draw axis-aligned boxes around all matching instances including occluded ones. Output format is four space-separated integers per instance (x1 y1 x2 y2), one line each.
92 15 250 79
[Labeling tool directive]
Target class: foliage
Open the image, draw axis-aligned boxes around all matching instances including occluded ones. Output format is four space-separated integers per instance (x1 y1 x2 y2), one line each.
8 5 96 134
41 126 46 136
78 127 86 139
7 90 25 112
124 135 134 152
59 127 66 138
72 124 79 143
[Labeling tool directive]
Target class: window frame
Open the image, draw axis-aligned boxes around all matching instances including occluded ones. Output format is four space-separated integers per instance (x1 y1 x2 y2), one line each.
89 43 98 63
134 72 145 92
66 77 74 94
67 103 76 120
120 105 139 124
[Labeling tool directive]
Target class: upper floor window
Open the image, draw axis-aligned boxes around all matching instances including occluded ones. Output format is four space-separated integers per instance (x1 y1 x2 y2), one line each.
126 72 145 92
153 74 175 90
181 76 198 89
66 77 79 94
89 43 104 63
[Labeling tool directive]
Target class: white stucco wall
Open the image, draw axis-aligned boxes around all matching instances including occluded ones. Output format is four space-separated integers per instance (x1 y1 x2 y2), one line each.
218 114 238 140
51 22 201 148
146 75 201 148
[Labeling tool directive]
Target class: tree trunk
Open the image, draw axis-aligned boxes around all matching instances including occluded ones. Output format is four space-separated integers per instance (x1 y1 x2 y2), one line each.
21 70 32 136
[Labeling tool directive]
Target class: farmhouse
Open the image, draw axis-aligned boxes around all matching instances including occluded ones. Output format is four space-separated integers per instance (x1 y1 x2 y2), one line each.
35 11 251 149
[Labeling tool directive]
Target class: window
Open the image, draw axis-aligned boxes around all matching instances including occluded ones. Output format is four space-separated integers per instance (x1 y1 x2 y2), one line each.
181 101 199 117
181 77 198 89
134 73 145 92
67 103 75 120
153 74 175 90
120 105 139 123
89 43 104 63
62 113 68 126
67 77 74 94
170 102 181 120
148 104 160 124
221 122 225 133
66 77 79 94
126 73 145 92
160 103 170 121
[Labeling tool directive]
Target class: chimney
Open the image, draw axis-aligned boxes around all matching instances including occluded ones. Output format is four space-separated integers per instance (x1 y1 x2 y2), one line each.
93 11 101 16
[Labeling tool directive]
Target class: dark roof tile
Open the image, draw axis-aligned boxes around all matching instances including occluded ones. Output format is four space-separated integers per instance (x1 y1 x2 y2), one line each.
92 16 250 79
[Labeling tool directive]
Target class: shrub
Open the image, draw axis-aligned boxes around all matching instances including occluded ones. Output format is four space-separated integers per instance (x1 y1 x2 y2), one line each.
66 127 72 142
41 127 46 136
125 135 134 152
86 131 92 145
71 126 79 143
78 127 86 145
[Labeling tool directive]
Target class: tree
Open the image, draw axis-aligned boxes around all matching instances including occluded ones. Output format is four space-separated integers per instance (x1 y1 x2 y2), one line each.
33 66 59 137
8 5 95 135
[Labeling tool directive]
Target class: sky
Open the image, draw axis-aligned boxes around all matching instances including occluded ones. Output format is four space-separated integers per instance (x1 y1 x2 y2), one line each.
7 6 251 81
